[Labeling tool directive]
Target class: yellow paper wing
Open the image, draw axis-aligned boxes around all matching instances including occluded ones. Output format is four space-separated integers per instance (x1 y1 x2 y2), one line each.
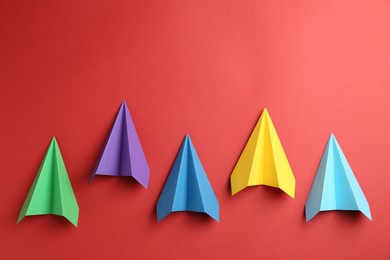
230 108 295 198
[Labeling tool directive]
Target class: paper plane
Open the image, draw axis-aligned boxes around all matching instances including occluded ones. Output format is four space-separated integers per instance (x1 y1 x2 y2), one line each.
17 137 79 226
156 135 219 222
230 108 295 197
305 134 371 222
90 101 150 188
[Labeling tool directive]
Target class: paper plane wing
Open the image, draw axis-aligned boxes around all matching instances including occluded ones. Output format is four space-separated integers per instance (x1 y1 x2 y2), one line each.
305 134 371 222
90 101 150 188
18 137 79 226
156 135 219 222
230 108 295 197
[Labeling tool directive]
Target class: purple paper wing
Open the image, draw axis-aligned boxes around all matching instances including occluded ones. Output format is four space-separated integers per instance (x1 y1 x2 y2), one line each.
90 103 125 180
123 102 150 188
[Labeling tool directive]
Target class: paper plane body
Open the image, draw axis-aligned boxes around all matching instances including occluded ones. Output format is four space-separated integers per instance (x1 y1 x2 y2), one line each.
156 135 219 222
90 101 150 188
230 108 295 197
305 134 371 222
17 137 79 226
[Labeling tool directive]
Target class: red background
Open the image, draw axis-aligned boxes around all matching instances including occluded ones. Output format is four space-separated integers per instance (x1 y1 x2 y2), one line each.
1 1 389 259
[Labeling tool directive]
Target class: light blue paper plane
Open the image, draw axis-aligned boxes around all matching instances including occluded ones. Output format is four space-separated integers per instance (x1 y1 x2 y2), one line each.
156 135 219 222
305 133 371 222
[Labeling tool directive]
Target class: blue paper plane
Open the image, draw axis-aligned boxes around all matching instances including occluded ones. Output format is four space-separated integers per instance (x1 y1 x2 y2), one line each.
156 135 219 222
305 133 371 222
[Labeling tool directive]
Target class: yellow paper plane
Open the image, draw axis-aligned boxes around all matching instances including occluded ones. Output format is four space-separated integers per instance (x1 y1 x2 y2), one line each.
230 108 295 198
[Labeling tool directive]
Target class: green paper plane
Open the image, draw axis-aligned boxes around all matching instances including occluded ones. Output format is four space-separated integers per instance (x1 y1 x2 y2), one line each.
17 137 79 226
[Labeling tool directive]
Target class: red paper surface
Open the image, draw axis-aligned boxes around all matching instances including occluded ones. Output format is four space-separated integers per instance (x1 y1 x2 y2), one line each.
1 1 389 259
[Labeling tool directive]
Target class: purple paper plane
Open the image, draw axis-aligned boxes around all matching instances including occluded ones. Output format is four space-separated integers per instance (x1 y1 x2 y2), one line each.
90 101 150 188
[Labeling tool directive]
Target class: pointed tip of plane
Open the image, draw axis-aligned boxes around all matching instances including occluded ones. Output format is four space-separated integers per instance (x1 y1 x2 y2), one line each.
121 100 128 108
119 101 130 114
16 216 23 225
304 210 317 223
260 108 269 121
329 133 338 144
51 136 57 144
156 212 165 222
365 212 372 221
185 134 191 140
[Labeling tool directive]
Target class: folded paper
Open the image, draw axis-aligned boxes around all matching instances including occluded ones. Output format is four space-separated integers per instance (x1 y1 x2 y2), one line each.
90 101 150 188
17 137 79 226
156 135 219 222
305 134 371 222
230 108 295 197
